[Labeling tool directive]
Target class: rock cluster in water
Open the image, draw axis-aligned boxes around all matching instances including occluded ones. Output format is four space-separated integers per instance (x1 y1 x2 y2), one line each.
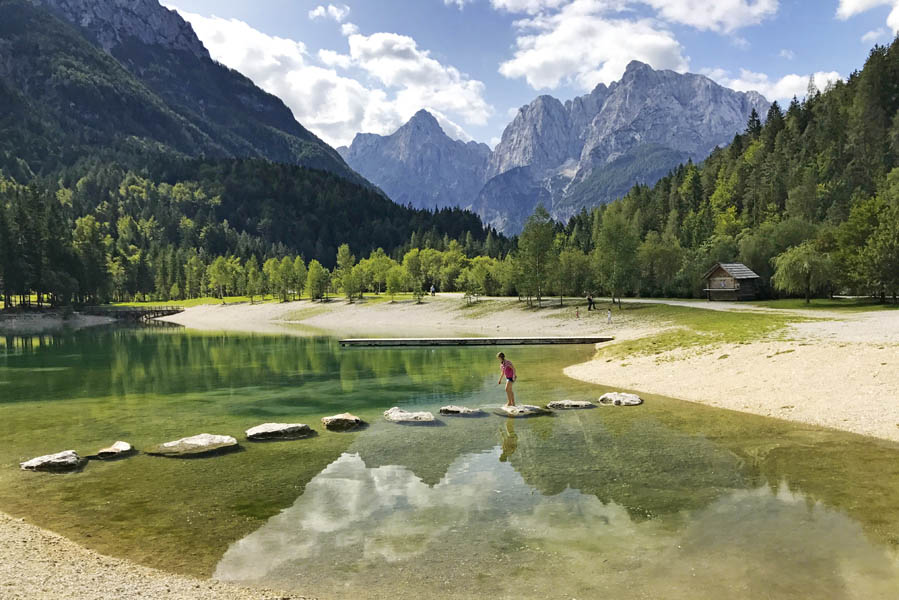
245 423 314 441
19 392 642 473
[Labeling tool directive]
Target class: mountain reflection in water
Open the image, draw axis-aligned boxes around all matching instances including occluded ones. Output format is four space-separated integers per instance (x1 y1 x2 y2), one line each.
216 448 899 600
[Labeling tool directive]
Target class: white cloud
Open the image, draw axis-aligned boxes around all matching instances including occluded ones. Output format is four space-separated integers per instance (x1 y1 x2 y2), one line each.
443 0 475 8
491 0 569 13
779 48 795 60
641 0 778 33
341 22 360 36
704 68 843 101
318 49 352 69
861 27 887 42
172 8 491 147
498 0 689 90
489 0 778 31
731 36 750 49
308 4 351 23
837 0 899 33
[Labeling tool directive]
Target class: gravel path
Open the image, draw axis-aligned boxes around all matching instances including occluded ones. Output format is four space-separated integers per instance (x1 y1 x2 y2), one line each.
0 512 309 600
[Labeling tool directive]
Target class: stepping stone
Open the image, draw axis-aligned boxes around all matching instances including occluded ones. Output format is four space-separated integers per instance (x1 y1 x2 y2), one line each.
146 433 239 457
95 441 135 459
546 400 595 410
439 405 484 416
322 413 365 431
598 392 643 406
246 423 314 441
20 450 87 472
384 407 436 423
494 404 551 418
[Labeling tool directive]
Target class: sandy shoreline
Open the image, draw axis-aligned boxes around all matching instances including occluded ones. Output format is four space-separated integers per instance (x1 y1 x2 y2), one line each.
3 295 898 598
162 295 899 443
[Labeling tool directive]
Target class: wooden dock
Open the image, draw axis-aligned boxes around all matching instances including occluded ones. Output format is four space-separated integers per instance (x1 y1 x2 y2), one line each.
339 336 612 347
82 306 185 322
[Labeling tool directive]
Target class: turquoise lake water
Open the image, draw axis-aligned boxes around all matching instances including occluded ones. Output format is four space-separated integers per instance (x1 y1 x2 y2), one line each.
1 326 898 599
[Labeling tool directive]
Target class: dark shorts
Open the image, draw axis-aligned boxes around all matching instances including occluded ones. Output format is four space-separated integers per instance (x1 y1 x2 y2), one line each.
506 378 514 382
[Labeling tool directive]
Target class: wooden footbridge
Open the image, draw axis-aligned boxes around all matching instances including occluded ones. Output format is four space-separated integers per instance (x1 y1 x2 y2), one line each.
340 336 613 347
83 306 185 322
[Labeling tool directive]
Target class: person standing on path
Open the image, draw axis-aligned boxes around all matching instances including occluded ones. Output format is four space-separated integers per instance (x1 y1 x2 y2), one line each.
497 352 516 406
587 293 595 311
607 308 612 324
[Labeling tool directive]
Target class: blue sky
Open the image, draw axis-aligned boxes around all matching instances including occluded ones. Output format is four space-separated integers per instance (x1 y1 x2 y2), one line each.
165 1 899 148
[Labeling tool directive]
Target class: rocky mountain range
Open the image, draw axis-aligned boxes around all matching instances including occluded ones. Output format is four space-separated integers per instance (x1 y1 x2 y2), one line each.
341 61 771 234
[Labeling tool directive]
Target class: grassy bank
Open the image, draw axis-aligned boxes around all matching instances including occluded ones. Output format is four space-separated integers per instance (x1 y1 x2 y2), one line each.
599 304 807 360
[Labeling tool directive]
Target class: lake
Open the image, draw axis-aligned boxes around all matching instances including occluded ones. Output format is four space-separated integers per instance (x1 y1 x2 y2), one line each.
1 327 898 599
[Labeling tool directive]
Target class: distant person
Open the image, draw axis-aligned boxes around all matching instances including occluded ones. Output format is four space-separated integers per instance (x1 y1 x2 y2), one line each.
430 284 436 296
497 352 516 406
586 293 595 311
576 307 580 319
607 308 612 324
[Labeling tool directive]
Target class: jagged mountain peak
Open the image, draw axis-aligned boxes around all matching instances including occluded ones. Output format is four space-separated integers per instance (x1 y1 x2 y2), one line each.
31 0 207 57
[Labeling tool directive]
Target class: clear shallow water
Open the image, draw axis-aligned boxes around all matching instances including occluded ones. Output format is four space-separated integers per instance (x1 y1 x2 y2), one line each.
1 327 899 599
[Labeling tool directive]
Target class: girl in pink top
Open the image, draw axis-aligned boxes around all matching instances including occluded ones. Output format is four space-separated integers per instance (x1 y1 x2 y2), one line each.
496 352 516 406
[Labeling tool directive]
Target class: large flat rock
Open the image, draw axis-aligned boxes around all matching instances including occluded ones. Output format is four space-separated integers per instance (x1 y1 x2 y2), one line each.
95 441 135 459
146 433 239 457
598 392 643 406
493 404 552 418
20 450 86 472
246 423 314 441
321 413 365 432
384 407 436 423
439 405 485 416
546 400 595 410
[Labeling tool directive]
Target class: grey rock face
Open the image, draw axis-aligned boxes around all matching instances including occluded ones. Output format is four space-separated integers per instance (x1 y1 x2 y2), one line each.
342 62 768 235
439 405 484 416
245 423 314 441
340 110 491 211
321 413 365 432
95 440 135 459
146 433 239 457
32 0 206 57
20 450 87 472
546 399 595 410
383 407 436 423
598 392 643 406
484 61 770 232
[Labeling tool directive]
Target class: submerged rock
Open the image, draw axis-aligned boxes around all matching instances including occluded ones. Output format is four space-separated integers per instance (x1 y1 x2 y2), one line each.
146 433 239 457
495 404 551 418
95 441 135 459
384 407 436 423
20 450 86 472
246 423 314 441
598 392 643 406
322 413 365 432
439 405 484 416
546 400 595 410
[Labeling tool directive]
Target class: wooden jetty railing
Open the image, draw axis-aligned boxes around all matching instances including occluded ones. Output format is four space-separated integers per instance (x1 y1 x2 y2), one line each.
340 336 613 347
82 306 185 322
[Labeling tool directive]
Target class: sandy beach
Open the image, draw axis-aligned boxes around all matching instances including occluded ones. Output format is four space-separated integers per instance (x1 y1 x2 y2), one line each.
3 295 898 599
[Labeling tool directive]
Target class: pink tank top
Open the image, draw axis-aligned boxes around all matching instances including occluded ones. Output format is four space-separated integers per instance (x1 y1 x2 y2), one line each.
501 360 515 379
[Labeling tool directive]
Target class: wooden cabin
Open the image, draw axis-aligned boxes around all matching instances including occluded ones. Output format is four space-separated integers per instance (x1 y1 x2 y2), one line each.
702 263 760 301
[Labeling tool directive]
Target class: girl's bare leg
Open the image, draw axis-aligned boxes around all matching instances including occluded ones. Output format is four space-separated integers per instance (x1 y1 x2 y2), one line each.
505 381 515 406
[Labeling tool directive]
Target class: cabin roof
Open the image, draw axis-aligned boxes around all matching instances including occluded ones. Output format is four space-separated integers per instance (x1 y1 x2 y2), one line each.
702 262 760 280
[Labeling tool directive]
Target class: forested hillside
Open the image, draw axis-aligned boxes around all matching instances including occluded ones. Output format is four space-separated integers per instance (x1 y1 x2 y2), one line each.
552 39 899 302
